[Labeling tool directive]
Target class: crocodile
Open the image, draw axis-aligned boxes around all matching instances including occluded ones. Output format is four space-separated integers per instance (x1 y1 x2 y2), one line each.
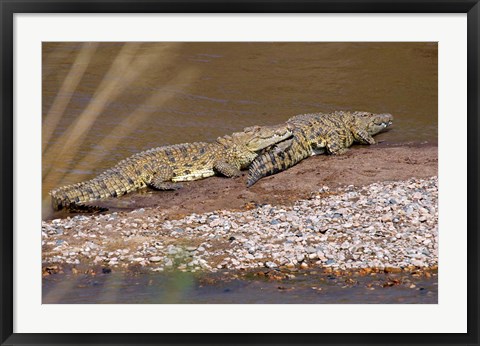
50 123 293 211
247 111 393 187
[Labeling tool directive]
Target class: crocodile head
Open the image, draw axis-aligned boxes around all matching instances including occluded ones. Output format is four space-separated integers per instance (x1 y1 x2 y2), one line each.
219 123 294 152
353 111 393 135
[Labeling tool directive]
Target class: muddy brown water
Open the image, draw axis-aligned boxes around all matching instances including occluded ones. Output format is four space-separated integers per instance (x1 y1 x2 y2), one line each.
42 42 437 201
43 269 437 304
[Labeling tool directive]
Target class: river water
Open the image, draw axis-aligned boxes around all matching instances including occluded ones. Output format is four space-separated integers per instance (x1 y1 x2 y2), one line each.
42 42 437 199
43 269 437 304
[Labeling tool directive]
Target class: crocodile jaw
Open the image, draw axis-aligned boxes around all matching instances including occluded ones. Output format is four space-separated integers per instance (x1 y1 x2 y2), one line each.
352 112 393 136
248 132 293 152
240 124 294 152
367 114 393 135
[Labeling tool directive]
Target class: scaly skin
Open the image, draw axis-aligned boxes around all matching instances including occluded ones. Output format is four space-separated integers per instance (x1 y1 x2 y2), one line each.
247 111 393 187
50 123 293 211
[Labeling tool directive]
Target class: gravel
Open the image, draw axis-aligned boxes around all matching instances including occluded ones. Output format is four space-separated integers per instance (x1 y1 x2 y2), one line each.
42 176 438 273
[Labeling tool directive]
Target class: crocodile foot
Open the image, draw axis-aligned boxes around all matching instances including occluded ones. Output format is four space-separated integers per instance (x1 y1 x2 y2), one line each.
150 181 183 190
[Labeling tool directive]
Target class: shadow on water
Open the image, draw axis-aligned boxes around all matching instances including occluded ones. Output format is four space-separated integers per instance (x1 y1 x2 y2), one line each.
43 269 437 304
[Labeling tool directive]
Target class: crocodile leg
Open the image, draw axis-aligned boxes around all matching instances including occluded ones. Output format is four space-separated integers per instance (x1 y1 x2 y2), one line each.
148 165 183 190
213 161 242 177
326 135 350 155
150 180 183 190
327 144 349 155
352 129 375 145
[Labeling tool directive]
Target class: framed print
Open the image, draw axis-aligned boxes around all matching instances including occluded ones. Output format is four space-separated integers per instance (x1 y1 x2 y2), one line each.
1 1 479 345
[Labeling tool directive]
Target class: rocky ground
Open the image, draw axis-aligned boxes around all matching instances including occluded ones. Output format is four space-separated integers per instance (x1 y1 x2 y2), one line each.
42 144 438 276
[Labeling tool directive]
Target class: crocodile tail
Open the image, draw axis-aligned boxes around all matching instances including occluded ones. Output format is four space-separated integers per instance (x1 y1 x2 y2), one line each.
49 173 127 211
247 146 297 187
247 150 283 187
50 186 78 211
50 187 106 212
52 200 108 213
66 203 108 213
247 137 311 187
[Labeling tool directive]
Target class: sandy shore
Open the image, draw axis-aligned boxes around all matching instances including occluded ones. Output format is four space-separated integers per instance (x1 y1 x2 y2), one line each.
42 144 438 275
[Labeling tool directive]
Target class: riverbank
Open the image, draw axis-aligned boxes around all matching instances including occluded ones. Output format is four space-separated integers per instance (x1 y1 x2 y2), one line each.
42 144 438 275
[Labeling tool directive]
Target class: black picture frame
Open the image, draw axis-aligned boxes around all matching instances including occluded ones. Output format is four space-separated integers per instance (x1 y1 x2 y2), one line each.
1 1 478 345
